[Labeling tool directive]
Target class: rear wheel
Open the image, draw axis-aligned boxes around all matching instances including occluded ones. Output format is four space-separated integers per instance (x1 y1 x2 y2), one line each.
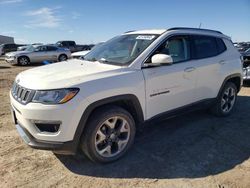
210 82 237 116
58 54 68 62
80 106 136 163
18 56 30 66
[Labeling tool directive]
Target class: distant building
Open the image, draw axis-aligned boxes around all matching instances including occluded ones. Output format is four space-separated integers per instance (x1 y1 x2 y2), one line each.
0 35 14 44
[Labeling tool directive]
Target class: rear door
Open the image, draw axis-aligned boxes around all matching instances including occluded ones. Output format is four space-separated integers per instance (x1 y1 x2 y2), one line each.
190 35 227 101
46 46 59 61
142 35 198 119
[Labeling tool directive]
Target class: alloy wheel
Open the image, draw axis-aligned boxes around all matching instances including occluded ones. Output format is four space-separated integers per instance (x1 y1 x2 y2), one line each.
94 116 130 158
221 86 236 113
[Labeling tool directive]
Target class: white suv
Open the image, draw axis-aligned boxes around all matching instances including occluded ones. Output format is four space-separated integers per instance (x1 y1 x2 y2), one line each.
10 28 243 163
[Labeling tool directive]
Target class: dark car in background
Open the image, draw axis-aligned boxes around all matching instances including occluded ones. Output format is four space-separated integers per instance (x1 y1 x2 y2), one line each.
55 40 91 53
17 43 43 51
0 43 25 55
242 48 250 82
235 42 250 53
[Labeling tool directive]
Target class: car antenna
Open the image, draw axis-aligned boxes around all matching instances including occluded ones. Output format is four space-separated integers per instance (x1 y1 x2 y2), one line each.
199 22 202 29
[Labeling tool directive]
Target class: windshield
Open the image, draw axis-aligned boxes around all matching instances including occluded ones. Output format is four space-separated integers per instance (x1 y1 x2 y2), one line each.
84 34 159 65
245 48 250 53
25 45 36 52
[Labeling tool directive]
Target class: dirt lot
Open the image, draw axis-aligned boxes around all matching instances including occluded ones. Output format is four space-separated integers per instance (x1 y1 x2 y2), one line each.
0 59 250 188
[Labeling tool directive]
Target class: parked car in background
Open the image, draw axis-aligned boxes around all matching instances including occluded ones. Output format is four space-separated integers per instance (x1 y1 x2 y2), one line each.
17 43 43 51
55 40 91 53
5 45 71 65
242 48 250 81
235 42 250 53
242 48 250 62
71 42 104 59
71 50 90 59
0 43 25 55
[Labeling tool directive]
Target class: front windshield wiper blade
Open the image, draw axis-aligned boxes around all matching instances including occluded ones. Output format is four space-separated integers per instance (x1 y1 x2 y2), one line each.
99 58 109 63
84 58 97 62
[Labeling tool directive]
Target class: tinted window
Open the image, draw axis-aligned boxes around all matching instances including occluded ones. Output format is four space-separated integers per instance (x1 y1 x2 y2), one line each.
47 46 57 51
216 38 226 53
36 46 47 51
192 36 218 59
61 42 68 46
149 35 191 63
68 41 75 46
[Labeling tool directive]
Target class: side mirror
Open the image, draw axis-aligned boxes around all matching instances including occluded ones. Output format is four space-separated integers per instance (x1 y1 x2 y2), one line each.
151 54 173 65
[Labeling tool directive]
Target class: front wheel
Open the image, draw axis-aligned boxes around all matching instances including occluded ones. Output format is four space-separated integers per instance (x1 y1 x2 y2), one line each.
80 106 136 163
18 56 30 66
210 82 237 116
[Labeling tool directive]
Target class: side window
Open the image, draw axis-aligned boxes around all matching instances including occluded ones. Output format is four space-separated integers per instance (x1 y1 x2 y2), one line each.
68 41 75 46
148 35 191 63
37 46 47 51
62 42 68 46
9 44 15 48
47 46 57 51
216 38 227 54
4 44 10 49
192 36 218 59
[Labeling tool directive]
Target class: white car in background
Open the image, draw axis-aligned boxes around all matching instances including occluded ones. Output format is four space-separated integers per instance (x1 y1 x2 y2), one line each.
71 50 90 59
71 42 104 59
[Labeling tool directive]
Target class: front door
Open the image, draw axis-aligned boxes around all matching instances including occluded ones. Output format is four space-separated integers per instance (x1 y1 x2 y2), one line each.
142 35 198 119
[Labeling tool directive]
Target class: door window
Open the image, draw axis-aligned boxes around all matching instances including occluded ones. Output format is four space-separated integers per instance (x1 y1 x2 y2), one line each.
192 36 218 59
47 46 57 51
147 36 191 64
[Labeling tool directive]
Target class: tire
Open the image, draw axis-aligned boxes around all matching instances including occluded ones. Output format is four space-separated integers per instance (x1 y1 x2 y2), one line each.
58 54 68 62
18 56 30 66
80 105 136 163
210 82 237 117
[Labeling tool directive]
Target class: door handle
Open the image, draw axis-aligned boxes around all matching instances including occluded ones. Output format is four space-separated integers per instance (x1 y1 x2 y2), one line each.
219 60 226 65
184 67 196 72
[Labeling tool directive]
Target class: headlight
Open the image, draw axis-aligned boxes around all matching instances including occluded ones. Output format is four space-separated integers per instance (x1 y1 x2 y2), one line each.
32 88 79 104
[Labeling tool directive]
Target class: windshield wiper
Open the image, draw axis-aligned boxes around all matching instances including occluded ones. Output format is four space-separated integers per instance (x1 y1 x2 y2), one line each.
99 58 109 63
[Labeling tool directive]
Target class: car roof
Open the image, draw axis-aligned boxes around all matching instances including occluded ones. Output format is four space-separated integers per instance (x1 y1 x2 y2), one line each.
124 27 230 39
124 29 167 35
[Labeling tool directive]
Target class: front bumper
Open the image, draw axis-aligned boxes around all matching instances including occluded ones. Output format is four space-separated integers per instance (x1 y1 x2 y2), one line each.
15 122 76 154
10 90 89 154
5 57 18 64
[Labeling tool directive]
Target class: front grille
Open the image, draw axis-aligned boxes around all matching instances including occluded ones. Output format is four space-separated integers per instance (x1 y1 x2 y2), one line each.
11 82 35 104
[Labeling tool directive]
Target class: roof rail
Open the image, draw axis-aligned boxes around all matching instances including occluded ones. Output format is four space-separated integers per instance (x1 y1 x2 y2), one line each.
167 27 223 34
124 30 136 33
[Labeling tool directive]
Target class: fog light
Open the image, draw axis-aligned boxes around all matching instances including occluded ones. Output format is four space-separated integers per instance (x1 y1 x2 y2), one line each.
31 120 61 133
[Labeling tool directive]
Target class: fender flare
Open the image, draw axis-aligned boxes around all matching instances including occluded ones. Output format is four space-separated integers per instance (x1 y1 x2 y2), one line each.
71 94 144 152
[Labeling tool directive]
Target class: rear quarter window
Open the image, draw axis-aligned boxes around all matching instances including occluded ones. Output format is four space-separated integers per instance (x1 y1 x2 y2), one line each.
216 38 227 54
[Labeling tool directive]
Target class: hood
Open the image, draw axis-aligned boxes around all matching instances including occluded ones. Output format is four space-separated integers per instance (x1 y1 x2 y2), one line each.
6 51 30 56
16 59 124 90
72 50 90 56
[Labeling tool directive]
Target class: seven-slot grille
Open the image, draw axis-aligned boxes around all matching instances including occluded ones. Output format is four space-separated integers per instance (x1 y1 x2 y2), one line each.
11 82 34 104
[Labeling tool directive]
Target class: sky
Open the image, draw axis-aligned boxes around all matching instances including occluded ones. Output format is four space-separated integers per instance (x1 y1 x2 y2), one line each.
0 0 249 44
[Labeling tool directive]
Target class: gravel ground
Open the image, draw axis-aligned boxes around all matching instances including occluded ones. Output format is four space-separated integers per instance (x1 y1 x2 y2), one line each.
0 59 250 188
